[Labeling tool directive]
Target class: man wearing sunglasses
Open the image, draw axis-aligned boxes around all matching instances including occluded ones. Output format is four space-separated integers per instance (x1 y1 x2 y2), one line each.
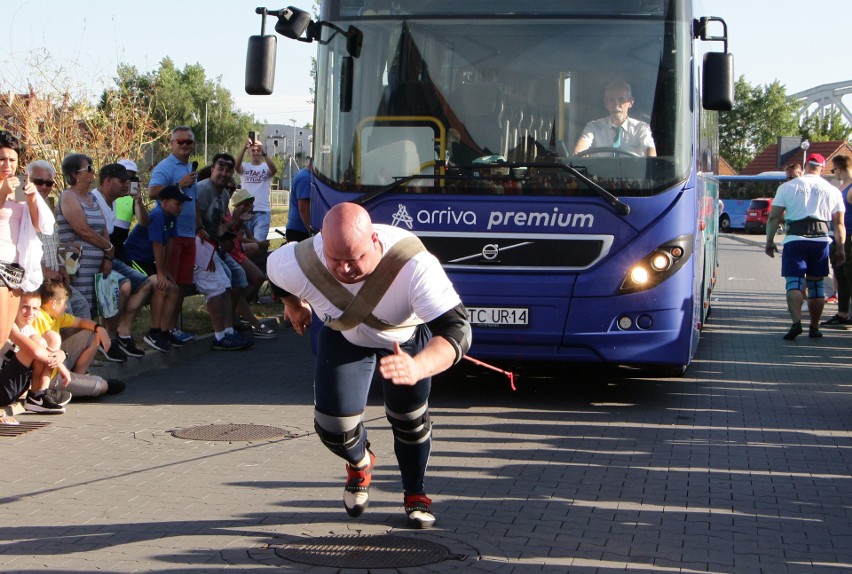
25 160 90 319
148 126 202 347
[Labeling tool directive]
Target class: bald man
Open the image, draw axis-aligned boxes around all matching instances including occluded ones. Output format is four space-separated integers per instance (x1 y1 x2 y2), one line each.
267 202 471 529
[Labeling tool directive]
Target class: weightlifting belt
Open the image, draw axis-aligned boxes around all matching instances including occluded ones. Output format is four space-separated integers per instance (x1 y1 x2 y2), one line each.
787 218 829 238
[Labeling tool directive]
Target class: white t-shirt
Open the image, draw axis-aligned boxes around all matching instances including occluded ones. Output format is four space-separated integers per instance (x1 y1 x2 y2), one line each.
239 163 272 212
576 116 655 156
90 188 117 235
773 174 845 244
266 225 461 349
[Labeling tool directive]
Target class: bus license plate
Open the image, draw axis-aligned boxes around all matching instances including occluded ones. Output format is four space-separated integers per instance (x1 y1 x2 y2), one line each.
467 307 529 326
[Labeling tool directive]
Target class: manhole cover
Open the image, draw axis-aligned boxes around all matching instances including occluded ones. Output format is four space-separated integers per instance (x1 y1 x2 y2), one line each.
275 534 458 568
172 424 293 441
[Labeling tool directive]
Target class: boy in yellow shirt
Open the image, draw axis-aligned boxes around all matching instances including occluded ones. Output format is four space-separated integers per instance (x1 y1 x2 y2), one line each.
33 280 125 397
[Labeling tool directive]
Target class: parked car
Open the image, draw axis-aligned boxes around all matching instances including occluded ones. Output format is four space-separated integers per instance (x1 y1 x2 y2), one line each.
744 198 773 234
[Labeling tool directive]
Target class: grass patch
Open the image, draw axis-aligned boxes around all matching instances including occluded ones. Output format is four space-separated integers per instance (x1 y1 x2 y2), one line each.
128 295 285 341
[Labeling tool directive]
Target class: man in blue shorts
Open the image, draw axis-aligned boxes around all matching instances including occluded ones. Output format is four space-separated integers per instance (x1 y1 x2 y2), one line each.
766 153 846 339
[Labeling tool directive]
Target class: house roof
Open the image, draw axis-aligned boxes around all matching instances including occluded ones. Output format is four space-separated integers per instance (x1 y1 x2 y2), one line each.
740 140 852 175
718 156 736 175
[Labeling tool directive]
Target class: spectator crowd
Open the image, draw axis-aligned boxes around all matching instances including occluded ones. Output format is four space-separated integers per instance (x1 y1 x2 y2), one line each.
1 128 293 424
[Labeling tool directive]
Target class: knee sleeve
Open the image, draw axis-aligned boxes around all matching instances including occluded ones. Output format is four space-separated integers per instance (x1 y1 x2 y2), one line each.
386 403 432 446
314 410 363 456
806 278 825 299
786 276 805 293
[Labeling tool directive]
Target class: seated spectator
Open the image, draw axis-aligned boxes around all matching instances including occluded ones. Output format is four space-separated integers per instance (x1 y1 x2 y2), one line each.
33 280 125 396
56 153 114 319
25 160 90 318
111 159 144 252
8 291 72 414
122 185 184 353
193 235 253 351
197 155 271 340
226 190 276 338
91 162 154 359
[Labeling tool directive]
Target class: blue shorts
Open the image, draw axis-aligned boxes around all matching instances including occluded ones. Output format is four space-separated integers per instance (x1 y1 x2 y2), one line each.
111 259 149 292
247 211 271 242
781 240 830 278
222 252 248 290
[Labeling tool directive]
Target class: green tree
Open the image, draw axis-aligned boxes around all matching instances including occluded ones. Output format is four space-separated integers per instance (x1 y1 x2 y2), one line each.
105 58 259 167
799 108 852 143
719 77 800 172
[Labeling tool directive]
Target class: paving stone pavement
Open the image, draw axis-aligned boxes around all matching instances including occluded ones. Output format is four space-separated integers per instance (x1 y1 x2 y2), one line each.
2 233 852 573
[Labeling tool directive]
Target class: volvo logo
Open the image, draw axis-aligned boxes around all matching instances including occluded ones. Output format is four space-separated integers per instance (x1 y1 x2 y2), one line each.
449 241 535 264
482 244 500 260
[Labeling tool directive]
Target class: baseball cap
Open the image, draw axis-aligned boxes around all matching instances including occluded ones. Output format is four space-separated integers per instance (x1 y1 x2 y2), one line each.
117 159 138 173
159 184 193 202
99 163 131 181
230 189 254 206
806 153 826 167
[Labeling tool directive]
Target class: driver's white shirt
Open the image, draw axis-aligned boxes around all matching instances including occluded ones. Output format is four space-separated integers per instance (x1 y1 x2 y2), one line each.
577 116 655 156
266 224 462 348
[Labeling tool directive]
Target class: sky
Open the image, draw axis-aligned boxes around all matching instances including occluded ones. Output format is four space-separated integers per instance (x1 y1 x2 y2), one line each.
1 0 848 129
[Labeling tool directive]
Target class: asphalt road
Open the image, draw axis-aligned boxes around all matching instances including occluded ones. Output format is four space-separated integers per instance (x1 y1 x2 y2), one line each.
2 232 852 573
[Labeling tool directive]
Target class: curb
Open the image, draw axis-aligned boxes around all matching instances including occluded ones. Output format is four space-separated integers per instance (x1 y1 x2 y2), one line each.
91 333 217 381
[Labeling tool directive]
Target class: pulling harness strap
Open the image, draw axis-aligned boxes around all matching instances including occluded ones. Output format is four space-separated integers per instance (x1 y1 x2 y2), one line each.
787 218 829 238
294 235 426 332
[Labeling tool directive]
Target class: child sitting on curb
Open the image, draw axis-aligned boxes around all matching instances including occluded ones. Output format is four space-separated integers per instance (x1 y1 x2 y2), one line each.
1 292 73 417
33 280 125 397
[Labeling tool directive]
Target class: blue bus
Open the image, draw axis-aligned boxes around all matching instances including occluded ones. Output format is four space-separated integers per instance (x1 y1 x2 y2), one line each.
247 0 733 376
718 173 786 232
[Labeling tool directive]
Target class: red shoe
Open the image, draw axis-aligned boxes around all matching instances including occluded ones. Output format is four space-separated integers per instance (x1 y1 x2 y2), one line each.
404 494 436 529
826 295 839 304
343 447 375 517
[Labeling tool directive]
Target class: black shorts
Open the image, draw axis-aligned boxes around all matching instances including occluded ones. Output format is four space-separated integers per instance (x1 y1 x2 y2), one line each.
129 260 157 277
0 355 33 406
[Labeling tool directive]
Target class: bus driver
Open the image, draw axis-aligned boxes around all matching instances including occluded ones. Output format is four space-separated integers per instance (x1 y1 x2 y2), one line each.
574 80 656 157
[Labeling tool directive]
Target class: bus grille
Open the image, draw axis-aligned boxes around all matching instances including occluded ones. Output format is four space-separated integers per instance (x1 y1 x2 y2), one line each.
418 233 612 271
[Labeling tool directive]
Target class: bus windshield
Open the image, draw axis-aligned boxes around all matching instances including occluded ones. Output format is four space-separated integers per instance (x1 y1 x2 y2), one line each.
313 3 692 198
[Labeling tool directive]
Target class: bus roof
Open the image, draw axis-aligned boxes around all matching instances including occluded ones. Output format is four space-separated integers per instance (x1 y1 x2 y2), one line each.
718 173 786 181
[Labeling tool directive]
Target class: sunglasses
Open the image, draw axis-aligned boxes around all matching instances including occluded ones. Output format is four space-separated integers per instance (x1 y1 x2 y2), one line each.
32 178 54 187
76 165 95 173
173 139 195 146
215 160 235 170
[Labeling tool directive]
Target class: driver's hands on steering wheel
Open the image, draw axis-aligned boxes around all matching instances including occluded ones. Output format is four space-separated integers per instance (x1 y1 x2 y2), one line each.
574 146 642 158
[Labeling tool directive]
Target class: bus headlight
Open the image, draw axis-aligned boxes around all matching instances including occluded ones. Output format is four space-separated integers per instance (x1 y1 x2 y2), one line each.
618 235 693 294
650 252 672 271
629 266 650 285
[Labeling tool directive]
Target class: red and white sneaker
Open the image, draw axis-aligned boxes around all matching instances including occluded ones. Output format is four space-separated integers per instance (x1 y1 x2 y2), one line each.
343 447 375 517
404 494 436 529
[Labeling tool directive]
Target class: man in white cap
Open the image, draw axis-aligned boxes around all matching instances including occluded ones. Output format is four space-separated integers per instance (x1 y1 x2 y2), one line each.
766 152 846 340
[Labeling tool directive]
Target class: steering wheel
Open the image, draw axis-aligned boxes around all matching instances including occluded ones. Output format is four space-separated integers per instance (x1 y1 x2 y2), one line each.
575 147 641 158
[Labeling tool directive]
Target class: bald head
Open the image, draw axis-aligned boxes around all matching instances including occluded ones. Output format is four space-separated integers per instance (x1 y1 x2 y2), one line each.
322 203 382 284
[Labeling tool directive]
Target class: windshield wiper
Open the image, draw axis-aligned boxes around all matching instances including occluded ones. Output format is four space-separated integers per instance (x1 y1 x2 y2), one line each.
508 161 630 216
353 174 420 206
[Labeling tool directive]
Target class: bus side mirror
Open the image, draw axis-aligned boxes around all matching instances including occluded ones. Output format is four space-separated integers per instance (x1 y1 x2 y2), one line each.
245 34 277 95
702 52 733 111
